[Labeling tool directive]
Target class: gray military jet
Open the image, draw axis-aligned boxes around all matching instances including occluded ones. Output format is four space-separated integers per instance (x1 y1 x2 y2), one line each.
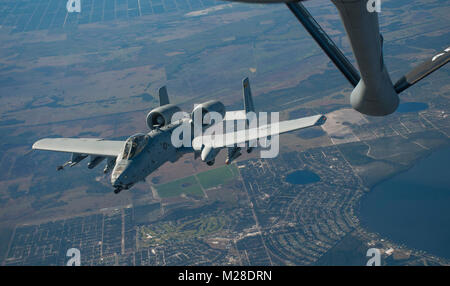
33 78 326 194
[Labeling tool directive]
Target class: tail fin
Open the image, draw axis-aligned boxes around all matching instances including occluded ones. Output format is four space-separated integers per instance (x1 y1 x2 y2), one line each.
243 77 255 113
159 86 170 106
242 77 256 154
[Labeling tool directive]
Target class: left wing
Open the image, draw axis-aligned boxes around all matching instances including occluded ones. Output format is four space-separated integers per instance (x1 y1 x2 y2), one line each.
192 114 326 151
32 138 125 157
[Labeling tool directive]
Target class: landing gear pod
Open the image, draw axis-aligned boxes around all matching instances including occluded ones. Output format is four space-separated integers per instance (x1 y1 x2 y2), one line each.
201 146 221 165
103 158 116 174
87 156 105 169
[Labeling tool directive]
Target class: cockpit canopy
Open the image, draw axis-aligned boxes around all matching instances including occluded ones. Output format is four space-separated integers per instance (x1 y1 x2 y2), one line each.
122 134 149 160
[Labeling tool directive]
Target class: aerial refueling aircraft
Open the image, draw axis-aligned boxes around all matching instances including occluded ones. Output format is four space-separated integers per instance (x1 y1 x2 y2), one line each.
33 78 327 194
225 0 450 116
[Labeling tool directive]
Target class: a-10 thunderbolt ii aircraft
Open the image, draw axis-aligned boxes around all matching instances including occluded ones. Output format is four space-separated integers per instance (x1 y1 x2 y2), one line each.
224 0 450 116
32 78 327 194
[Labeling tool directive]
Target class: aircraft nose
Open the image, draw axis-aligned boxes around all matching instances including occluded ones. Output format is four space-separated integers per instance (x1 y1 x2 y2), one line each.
112 172 133 192
111 176 122 188
112 170 129 185
111 161 131 187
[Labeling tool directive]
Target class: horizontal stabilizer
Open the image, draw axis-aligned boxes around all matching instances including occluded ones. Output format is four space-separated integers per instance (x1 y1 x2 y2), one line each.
394 47 450 94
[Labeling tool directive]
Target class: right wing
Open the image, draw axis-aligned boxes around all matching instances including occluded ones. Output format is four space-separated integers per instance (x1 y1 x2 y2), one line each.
32 138 125 157
192 114 326 151
394 46 450 93
223 110 248 121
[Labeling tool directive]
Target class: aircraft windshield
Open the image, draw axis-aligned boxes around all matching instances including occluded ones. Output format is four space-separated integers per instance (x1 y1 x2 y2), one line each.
122 134 149 160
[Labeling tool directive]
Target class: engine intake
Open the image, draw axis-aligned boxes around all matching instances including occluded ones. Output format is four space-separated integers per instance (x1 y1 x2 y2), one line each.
146 104 182 130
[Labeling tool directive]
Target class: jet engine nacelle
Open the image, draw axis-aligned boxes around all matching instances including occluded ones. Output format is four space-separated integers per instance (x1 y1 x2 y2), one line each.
146 104 182 130
191 100 226 126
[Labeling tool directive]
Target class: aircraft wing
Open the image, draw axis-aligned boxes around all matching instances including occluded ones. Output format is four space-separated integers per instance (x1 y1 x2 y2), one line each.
224 110 247 121
394 46 450 93
32 138 125 157
223 110 258 124
192 114 326 151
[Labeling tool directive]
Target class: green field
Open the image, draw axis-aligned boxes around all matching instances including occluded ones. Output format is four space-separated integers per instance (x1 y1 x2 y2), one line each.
155 164 239 198
196 164 238 190
155 176 203 198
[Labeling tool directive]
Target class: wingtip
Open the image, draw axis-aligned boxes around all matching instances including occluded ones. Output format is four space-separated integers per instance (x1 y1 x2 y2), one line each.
314 115 327 126
32 138 51 150
32 140 42 150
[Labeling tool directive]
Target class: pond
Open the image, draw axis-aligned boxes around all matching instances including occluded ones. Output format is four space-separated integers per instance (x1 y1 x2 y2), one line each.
397 102 428 113
285 170 321 185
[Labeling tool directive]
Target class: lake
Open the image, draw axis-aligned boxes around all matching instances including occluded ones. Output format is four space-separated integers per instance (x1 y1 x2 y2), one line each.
360 146 450 259
397 102 428 113
285 170 321 185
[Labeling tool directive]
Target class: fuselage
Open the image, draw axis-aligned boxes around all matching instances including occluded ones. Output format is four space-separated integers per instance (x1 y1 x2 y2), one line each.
110 119 189 190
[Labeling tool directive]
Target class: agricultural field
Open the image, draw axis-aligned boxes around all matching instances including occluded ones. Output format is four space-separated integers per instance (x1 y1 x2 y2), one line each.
155 164 239 198
154 175 203 198
196 164 238 190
